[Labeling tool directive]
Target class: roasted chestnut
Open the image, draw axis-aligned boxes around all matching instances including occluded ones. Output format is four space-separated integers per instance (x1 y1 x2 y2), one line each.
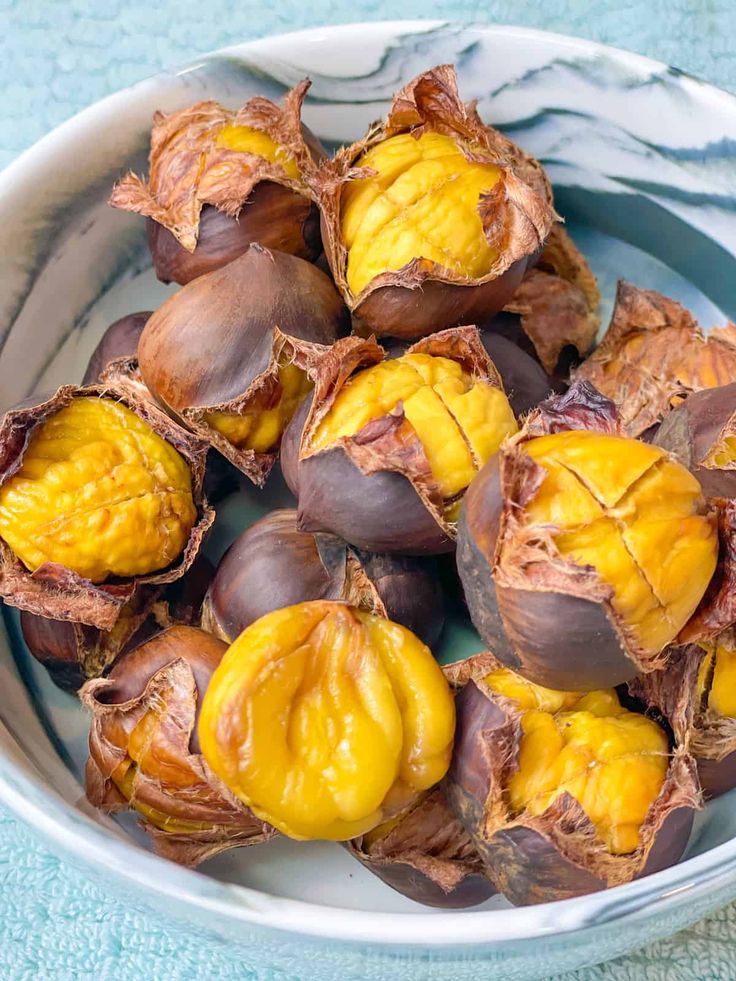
347 786 495 908
655 382 736 499
200 509 445 648
137 244 349 485
502 225 601 375
82 312 151 385
479 331 551 418
0 386 213 630
82 625 273 866
308 65 555 340
680 501 736 646
280 327 518 554
574 281 736 437
457 383 718 689
21 554 214 693
445 652 699 905
110 82 322 284
198 601 455 840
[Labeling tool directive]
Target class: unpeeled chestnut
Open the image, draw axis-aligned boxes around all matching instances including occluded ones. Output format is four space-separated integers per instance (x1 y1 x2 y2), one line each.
82 312 151 385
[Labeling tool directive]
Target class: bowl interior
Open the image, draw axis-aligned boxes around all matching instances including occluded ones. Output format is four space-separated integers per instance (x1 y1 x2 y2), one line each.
2 19 736 928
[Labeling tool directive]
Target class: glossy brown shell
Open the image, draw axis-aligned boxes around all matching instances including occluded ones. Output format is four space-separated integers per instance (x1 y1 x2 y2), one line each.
110 82 323 283
200 509 444 648
137 244 350 485
655 383 736 499
281 326 508 555
307 65 556 339
574 281 736 437
81 625 273 866
82 312 151 385
0 385 214 631
347 787 495 908
445 652 700 906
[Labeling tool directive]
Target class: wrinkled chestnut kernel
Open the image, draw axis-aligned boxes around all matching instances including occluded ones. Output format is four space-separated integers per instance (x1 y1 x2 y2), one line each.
445 653 699 905
479 331 551 417
110 83 323 284
200 509 445 648
575 281 736 437
457 384 718 689
654 383 736 499
502 225 600 375
0 386 213 630
82 625 273 866
281 327 518 555
199 601 455 840
82 312 151 385
307 65 555 340
137 244 349 485
347 787 495 908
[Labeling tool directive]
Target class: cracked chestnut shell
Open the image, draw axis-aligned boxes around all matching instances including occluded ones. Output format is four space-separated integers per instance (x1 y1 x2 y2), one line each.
347 786 495 908
0 386 214 631
200 508 444 649
574 281 736 437
110 82 323 285
21 554 214 693
307 65 555 340
654 382 736 500
445 652 699 906
457 382 718 689
82 625 272 866
281 326 518 555
137 244 349 485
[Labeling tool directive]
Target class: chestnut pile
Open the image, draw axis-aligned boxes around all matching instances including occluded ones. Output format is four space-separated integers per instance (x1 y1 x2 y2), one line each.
5 64 736 910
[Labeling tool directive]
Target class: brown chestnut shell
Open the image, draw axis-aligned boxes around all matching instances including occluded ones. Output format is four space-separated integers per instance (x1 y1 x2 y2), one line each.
137 244 349 486
281 326 511 555
307 65 556 340
110 82 323 284
574 281 736 437
200 508 444 648
444 652 700 906
81 625 274 866
0 385 214 631
82 312 151 385
347 786 495 908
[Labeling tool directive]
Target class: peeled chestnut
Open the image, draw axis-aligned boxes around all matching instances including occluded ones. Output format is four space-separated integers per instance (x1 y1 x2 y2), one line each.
199 601 455 840
575 281 736 436
457 382 718 689
445 652 699 905
307 65 555 340
82 312 151 384
0 386 213 630
137 244 349 485
200 509 445 648
655 382 736 499
110 82 322 284
82 625 272 866
347 787 495 908
281 327 518 554
21 554 214 693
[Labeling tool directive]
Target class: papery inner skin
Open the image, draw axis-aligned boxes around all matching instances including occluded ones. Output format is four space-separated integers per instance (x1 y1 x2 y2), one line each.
518 430 717 653
198 601 456 841
214 123 300 179
205 360 312 453
485 668 668 854
341 132 502 296
0 397 196 582
312 352 517 517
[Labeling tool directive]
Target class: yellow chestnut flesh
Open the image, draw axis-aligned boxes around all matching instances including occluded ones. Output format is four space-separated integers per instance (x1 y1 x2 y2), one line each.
215 123 300 180
198 600 455 841
312 352 517 507
341 132 502 296
204 360 313 453
485 668 668 854
520 431 717 653
0 397 196 583
697 637 736 718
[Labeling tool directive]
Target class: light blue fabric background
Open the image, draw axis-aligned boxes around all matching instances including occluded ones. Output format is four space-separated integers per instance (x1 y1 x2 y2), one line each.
2 2 736 978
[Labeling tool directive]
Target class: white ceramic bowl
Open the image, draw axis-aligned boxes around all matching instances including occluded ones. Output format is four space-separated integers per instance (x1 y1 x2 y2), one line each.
2 21 736 980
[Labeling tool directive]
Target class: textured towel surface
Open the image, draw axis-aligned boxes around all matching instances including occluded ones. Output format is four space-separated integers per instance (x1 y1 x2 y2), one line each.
3 2 736 978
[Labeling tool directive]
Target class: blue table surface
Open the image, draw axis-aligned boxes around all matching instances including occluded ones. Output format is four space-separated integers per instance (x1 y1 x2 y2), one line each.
3 2 736 978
